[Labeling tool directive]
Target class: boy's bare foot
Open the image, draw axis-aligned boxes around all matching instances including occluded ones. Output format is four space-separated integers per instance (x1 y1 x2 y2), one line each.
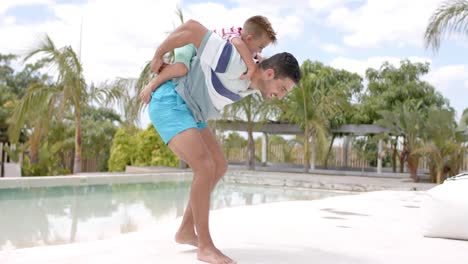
175 230 198 247
197 245 236 264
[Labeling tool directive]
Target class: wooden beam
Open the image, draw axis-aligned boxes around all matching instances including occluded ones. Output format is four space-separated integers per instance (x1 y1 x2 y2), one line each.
332 124 395 136
213 120 303 135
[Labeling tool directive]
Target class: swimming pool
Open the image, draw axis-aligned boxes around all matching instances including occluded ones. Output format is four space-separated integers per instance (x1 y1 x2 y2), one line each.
0 180 347 250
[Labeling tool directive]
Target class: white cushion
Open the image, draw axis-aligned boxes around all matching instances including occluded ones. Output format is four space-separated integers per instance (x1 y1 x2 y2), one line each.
421 173 468 240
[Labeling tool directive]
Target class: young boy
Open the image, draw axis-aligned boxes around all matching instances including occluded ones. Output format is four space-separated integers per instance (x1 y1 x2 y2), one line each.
140 15 277 104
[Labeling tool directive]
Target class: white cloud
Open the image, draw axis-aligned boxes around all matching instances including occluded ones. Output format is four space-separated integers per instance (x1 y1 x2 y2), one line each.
230 0 309 14
425 65 468 93
320 43 344 54
0 0 52 15
181 2 305 59
184 2 304 40
0 0 307 85
0 0 182 83
326 0 445 48
308 0 354 12
329 56 431 76
424 65 468 118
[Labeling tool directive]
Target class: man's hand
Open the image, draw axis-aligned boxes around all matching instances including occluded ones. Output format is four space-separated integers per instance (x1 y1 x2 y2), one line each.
151 57 169 74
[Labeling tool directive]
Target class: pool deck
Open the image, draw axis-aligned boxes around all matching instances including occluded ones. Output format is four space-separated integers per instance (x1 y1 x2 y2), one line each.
1 190 467 264
1 168 464 263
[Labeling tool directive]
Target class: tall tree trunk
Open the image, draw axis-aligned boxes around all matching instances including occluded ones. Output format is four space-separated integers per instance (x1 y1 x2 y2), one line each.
73 108 82 174
303 125 310 172
302 84 309 172
324 135 335 169
310 131 316 171
399 139 406 173
29 126 43 164
392 136 398 173
407 154 420 182
436 169 444 184
429 163 437 183
246 126 255 170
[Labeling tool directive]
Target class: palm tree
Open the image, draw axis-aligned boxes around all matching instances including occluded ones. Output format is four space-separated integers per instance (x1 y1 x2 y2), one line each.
136 5 185 95
9 35 85 173
102 78 143 128
417 108 464 183
133 6 185 128
459 108 468 130
376 103 424 182
424 0 468 51
275 61 346 172
222 93 269 170
8 83 59 164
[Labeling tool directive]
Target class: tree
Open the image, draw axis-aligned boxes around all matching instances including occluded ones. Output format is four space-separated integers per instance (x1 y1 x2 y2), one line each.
1 54 49 144
108 127 139 172
80 106 121 171
424 0 468 51
274 61 352 172
417 108 464 183
134 125 178 167
376 103 424 182
11 35 86 173
459 108 468 131
357 60 448 124
102 78 143 128
222 93 268 170
357 60 450 173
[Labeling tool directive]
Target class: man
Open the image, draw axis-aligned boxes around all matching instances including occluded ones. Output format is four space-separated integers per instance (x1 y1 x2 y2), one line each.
148 19 301 264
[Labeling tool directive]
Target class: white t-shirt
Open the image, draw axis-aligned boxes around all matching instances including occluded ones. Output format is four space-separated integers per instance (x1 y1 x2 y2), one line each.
174 31 258 122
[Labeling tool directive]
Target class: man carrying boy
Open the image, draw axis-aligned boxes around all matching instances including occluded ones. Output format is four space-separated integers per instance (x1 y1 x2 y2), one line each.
140 15 276 104
148 18 300 264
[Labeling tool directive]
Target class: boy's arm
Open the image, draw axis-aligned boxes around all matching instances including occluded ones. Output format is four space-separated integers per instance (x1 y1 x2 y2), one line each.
151 20 208 73
230 37 256 80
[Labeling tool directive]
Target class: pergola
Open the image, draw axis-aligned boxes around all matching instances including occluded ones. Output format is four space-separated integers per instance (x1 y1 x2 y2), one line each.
0 124 26 177
214 121 394 174
330 125 395 174
0 124 11 177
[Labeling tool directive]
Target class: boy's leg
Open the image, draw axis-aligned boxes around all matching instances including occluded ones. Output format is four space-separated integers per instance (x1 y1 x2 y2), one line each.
151 63 189 90
146 42 193 93
158 62 188 82
140 63 189 104
168 128 235 264
175 127 228 246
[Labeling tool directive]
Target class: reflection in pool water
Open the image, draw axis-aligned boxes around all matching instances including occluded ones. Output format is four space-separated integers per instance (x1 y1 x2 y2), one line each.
0 181 347 250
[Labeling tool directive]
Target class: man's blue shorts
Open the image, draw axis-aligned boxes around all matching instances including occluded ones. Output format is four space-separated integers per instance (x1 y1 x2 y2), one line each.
148 81 207 144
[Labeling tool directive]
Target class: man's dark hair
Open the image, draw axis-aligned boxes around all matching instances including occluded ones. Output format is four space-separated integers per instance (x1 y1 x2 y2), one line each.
259 52 301 83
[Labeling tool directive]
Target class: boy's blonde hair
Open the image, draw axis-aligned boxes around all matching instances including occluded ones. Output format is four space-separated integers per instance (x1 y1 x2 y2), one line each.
243 15 277 44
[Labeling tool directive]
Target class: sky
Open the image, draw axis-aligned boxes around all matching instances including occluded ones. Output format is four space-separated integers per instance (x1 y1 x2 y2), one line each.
0 0 467 128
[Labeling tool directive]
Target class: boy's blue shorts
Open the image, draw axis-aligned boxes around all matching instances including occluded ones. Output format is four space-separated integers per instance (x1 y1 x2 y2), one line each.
148 81 207 144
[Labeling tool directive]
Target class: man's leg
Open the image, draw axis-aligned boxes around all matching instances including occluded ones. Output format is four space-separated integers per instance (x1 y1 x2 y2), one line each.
175 127 228 246
168 128 235 264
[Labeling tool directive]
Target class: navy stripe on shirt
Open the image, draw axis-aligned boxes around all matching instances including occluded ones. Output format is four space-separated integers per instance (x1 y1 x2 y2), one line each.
214 42 232 73
211 70 241 102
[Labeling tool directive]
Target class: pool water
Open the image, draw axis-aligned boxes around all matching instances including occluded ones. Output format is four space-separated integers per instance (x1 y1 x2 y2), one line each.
0 181 347 250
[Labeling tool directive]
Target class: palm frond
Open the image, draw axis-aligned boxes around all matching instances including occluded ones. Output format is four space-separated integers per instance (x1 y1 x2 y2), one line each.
424 0 468 51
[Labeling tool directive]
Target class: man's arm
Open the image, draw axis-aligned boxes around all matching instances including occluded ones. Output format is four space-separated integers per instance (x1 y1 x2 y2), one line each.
151 20 208 73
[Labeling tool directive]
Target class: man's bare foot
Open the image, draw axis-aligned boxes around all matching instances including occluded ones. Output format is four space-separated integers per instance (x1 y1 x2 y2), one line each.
197 245 236 264
175 230 198 247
